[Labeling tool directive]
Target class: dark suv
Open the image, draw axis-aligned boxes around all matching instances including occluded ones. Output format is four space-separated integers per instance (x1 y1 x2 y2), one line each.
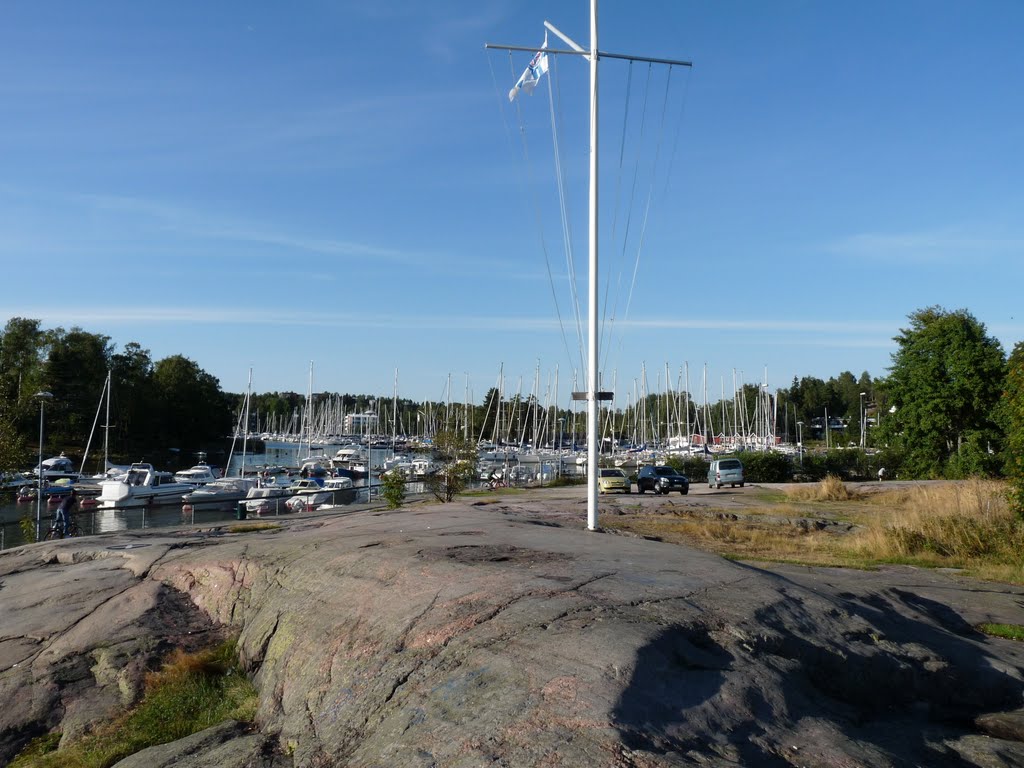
637 465 689 495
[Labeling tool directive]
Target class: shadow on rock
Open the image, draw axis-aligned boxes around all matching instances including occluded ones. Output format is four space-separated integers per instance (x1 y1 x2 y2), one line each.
612 565 1024 766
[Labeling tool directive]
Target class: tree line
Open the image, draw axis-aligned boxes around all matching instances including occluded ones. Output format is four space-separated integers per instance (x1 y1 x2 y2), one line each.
1 309 1023 516
0 318 232 471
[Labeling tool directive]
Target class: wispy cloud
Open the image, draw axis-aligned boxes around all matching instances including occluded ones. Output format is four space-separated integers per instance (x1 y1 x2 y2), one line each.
6 306 900 339
826 229 1024 264
73 192 421 264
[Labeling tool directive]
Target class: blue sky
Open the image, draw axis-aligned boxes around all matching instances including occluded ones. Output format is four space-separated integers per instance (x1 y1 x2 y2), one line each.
3 1 1022 404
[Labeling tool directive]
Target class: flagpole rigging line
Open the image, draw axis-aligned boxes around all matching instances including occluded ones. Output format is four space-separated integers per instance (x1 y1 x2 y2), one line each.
545 57 588 377
496 50 579 374
601 61 652 370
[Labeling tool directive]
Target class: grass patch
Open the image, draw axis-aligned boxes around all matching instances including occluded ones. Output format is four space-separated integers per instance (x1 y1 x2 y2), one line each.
606 478 1024 583
229 522 281 534
748 488 791 504
978 623 1024 641
11 639 257 768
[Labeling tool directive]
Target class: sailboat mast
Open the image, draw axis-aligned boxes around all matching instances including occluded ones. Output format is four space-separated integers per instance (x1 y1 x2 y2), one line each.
241 368 252 478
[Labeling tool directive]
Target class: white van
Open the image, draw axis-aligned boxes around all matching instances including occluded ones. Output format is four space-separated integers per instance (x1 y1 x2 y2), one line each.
707 458 744 489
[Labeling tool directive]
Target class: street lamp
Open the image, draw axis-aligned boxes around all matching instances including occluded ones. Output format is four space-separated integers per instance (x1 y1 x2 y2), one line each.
796 421 804 467
34 391 54 541
557 417 566 478
859 392 867 449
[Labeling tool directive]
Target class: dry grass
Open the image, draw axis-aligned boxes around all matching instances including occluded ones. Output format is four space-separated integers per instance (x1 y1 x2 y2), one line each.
851 478 1024 581
605 478 1024 583
785 474 861 502
603 509 857 568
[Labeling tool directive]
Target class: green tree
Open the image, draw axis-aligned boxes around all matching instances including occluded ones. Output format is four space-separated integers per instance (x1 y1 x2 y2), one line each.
109 342 156 458
45 327 114 446
0 402 29 476
1004 341 1024 516
151 355 232 453
0 317 45 397
879 306 1006 478
424 429 477 502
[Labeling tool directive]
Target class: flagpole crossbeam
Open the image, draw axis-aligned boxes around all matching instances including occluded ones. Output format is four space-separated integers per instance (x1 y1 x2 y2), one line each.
484 44 692 69
484 43 587 57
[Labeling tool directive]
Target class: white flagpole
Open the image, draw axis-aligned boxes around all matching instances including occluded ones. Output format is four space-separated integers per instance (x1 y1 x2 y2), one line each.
586 0 600 531
486 2 691 533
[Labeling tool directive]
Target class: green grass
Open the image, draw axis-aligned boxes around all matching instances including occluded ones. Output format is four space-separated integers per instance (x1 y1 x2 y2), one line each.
11 639 258 768
978 623 1024 641
748 488 790 504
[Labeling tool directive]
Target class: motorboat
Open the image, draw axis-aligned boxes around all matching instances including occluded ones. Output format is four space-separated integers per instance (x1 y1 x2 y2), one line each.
316 476 357 510
32 453 84 483
182 476 257 505
244 485 290 515
173 463 221 486
322 476 355 492
98 463 199 508
297 456 330 478
280 477 329 512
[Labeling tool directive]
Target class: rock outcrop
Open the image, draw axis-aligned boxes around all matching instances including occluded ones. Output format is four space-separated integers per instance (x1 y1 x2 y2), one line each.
2 493 1023 766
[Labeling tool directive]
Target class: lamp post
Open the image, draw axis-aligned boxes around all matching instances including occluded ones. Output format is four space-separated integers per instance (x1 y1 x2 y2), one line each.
796 421 804 467
557 417 565 478
34 391 54 541
859 392 867 449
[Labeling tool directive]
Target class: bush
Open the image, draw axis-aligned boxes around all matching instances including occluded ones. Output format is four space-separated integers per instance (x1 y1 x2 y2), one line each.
738 452 794 483
379 470 407 509
665 455 710 480
800 449 867 481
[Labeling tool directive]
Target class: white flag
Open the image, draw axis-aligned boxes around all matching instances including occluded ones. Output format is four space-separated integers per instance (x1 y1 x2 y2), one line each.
508 33 549 102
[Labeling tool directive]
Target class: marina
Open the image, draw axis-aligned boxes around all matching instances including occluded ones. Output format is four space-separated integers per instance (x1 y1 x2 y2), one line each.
0 439 594 550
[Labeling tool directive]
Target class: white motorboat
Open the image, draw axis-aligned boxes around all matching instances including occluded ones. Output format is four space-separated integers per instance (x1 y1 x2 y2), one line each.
98 463 199 508
33 453 84 483
284 478 331 511
244 485 289 515
173 463 221 486
182 476 257 504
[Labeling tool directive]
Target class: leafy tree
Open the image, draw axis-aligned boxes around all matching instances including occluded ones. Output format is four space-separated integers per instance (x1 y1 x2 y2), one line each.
1004 341 1024 516
45 327 114 446
424 429 477 502
879 306 1005 478
110 342 156 458
478 387 501 443
0 402 29 476
0 317 45 397
151 355 232 453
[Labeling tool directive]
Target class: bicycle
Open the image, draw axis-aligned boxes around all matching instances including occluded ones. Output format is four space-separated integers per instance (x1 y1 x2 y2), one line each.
44 518 83 540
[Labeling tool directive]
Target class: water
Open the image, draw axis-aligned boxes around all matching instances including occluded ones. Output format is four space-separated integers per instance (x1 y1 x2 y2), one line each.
0 442 397 550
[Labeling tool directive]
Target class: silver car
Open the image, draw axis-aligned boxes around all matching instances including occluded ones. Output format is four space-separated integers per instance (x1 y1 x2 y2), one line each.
708 458 744 489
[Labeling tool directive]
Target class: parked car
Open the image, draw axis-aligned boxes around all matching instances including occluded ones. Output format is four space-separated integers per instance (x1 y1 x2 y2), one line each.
707 458 745 489
598 467 631 494
637 465 689 495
